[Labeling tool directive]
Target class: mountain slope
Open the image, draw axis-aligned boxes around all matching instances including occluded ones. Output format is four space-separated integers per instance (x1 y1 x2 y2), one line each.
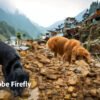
75 9 87 22
47 9 86 30
0 8 46 39
47 20 64 30
0 21 15 39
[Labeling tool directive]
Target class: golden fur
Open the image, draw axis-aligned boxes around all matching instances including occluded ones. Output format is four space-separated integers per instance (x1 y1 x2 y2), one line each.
46 36 69 57
63 39 81 62
71 45 91 63
46 36 91 63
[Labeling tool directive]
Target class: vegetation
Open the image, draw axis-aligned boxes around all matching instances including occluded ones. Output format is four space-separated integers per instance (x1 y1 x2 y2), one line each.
0 34 6 41
0 21 33 41
0 21 16 39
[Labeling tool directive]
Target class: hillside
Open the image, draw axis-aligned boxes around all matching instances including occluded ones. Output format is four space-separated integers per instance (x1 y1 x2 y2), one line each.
75 9 87 22
0 21 31 40
0 8 46 39
47 20 64 30
0 34 7 41
0 21 16 39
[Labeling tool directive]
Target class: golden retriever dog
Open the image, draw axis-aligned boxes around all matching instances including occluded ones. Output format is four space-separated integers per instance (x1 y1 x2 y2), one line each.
47 36 91 63
46 36 69 57
71 45 91 63
63 39 81 62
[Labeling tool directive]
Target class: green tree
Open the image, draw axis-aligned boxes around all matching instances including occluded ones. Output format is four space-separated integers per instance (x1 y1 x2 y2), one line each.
16 32 21 39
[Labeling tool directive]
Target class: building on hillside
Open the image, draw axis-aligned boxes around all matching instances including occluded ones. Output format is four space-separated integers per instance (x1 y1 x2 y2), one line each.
9 36 17 46
62 17 79 39
64 17 77 28
85 8 100 24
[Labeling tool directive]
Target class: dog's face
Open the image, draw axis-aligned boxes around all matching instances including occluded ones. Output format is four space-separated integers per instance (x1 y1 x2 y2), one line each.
13 68 29 96
7 62 29 96
10 68 29 96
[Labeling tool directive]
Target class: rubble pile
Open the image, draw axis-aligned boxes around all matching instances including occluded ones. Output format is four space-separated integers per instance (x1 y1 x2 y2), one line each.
0 41 100 100
79 23 100 55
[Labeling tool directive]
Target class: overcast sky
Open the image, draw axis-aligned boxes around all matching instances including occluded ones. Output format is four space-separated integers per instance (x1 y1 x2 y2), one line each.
0 0 99 27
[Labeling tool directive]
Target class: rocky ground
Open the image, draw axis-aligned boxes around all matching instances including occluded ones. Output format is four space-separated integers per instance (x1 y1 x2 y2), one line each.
0 41 100 100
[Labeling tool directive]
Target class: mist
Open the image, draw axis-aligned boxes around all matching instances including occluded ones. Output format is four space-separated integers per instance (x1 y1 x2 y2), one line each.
0 0 16 13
